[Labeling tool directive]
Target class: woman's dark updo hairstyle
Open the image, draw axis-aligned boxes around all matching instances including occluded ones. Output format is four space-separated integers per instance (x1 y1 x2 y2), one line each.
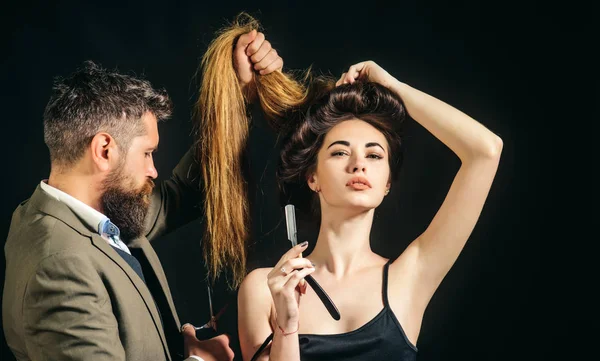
278 76 407 216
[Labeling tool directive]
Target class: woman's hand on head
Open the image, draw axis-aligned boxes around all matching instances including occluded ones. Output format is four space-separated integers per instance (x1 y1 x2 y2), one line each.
234 30 284 89
336 60 397 89
267 241 315 331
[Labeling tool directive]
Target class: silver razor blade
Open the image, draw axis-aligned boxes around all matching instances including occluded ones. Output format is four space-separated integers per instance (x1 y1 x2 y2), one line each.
284 204 298 247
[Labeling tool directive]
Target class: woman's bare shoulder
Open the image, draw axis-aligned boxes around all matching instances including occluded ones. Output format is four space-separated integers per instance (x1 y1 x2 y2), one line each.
239 267 273 299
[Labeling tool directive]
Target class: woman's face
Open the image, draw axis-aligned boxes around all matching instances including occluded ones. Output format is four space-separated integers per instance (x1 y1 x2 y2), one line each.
309 118 391 212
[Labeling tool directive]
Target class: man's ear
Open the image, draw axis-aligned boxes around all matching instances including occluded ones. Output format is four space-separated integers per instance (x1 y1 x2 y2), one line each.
90 133 119 172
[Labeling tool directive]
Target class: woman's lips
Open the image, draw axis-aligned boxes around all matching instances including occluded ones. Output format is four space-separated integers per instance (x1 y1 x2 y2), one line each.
348 183 370 190
346 177 372 190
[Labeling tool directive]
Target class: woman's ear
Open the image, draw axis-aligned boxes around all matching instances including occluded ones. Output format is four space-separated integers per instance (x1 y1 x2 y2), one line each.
307 173 320 193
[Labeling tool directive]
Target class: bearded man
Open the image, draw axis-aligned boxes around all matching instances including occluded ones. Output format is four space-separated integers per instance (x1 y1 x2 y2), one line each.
1 60 211 361
2 26 282 361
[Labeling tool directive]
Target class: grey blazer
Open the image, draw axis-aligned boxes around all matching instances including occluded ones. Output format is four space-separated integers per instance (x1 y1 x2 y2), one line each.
3 148 203 361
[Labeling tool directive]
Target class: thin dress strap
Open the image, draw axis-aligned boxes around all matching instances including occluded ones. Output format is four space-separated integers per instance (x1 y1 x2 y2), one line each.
250 332 273 361
252 258 396 361
382 258 394 308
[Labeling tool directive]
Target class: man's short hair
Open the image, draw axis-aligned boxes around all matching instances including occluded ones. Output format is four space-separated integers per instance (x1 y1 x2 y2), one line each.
43 60 173 167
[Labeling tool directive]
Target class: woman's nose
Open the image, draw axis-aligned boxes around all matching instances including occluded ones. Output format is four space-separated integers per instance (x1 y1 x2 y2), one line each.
348 155 366 173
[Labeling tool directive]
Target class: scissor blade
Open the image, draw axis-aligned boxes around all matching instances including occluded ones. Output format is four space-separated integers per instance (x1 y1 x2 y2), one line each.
207 284 214 318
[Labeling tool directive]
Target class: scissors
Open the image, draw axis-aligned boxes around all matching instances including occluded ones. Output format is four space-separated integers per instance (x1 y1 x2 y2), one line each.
181 283 228 333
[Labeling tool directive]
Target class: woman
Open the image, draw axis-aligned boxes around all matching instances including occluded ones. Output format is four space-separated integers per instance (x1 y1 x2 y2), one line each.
237 61 503 361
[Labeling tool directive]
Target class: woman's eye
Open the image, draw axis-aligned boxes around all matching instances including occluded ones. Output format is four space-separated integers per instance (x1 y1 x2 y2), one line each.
367 154 383 159
331 151 347 157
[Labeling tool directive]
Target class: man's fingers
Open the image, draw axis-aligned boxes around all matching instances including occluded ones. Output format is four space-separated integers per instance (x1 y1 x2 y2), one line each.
254 49 278 71
181 323 197 339
246 31 266 56
215 333 232 345
235 29 257 52
250 40 272 64
259 56 283 75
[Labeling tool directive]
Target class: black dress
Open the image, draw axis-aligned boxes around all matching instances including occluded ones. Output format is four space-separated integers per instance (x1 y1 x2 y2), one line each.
251 259 418 361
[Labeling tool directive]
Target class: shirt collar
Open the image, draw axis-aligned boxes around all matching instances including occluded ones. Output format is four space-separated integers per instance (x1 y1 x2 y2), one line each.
39 180 120 238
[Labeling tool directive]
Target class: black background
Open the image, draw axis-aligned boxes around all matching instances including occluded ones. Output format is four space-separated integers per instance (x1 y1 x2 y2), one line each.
2 1 589 360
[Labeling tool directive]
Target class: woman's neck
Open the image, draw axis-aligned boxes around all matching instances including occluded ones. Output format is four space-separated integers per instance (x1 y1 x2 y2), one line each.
308 207 377 278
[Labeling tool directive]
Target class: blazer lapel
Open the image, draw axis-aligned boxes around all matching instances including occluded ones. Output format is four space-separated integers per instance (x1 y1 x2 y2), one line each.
128 237 181 329
89 234 171 358
30 186 172 360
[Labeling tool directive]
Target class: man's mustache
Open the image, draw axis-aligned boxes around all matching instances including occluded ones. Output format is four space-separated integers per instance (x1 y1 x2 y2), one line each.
142 179 155 196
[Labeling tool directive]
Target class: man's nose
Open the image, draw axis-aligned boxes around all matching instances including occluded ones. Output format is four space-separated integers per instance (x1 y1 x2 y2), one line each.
147 164 158 179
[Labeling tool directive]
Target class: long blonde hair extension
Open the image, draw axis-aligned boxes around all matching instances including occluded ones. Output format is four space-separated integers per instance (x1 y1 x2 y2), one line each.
194 12 310 288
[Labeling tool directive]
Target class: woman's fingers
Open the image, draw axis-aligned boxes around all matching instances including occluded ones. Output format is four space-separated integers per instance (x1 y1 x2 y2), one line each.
336 72 347 86
270 241 309 272
337 66 361 85
269 266 315 297
337 61 379 86
283 267 315 292
267 242 314 301
280 257 314 275
268 257 314 288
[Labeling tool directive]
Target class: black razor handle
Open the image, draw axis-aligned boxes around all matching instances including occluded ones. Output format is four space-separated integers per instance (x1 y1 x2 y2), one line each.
305 274 341 320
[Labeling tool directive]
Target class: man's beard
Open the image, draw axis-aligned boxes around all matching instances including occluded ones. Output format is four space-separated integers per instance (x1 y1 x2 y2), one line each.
101 166 155 241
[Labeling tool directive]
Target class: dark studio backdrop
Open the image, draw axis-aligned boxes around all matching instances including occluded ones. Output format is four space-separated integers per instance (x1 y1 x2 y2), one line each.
1 1 588 360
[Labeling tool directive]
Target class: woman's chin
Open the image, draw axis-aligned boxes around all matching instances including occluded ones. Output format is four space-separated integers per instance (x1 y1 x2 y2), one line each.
342 201 378 213
323 195 381 214
345 194 382 209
